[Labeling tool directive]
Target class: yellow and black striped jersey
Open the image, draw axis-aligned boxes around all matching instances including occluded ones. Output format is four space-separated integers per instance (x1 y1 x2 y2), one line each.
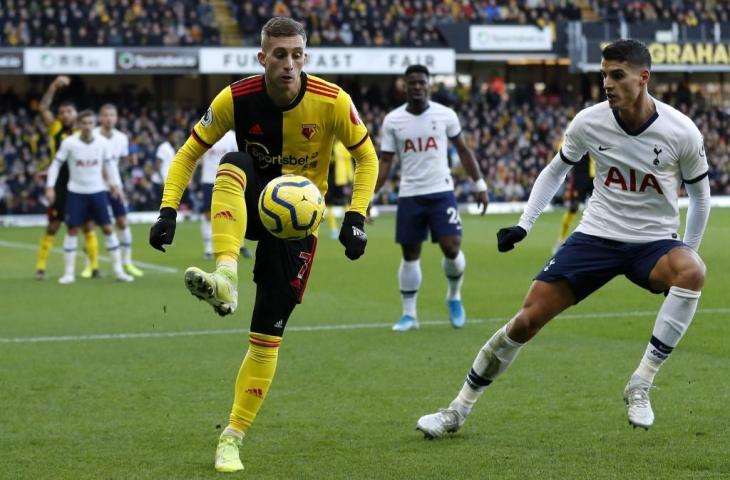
162 73 377 215
46 119 75 189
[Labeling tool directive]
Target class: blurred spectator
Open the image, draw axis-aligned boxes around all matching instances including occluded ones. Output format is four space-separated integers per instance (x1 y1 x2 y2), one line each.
0 0 220 47
597 0 730 24
1 78 729 215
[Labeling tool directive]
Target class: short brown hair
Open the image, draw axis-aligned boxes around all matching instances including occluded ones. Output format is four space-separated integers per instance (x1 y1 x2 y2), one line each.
77 110 95 122
261 17 307 46
100 103 117 113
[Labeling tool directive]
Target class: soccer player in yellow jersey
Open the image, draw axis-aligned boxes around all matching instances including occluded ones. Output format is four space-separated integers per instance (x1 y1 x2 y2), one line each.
148 17 378 473
35 76 100 280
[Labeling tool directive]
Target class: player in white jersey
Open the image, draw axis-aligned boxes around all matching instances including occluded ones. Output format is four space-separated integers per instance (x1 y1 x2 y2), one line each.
95 104 143 277
198 130 243 259
153 131 177 203
376 65 488 331
417 40 710 437
45 110 134 284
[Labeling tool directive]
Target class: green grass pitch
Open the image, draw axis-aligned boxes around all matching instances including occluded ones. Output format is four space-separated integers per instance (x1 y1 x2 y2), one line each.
1 210 729 479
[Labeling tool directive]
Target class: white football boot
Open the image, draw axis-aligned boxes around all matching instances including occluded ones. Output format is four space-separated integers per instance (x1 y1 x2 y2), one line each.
624 377 654 430
58 274 75 285
416 406 465 439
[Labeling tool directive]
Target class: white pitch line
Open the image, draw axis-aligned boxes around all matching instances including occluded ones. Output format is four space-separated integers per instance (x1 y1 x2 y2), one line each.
0 240 178 273
1 308 728 344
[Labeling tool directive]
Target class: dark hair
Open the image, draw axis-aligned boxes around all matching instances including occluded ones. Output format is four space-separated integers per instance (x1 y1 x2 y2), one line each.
58 100 76 110
602 39 651 70
405 64 430 77
77 110 95 122
261 17 307 45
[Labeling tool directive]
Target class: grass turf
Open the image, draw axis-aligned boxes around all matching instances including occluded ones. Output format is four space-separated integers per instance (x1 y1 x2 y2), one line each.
1 210 728 479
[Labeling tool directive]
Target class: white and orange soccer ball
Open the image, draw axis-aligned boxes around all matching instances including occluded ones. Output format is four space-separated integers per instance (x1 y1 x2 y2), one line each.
258 174 324 240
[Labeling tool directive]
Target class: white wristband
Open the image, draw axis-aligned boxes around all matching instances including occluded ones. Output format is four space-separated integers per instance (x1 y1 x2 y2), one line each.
474 178 488 193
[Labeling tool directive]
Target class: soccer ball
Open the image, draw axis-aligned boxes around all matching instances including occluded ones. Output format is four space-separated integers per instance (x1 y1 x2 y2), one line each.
258 174 324 240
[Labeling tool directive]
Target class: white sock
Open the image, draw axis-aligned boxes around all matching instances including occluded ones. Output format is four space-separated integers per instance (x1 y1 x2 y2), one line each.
118 226 133 265
633 286 701 385
452 323 524 417
399 259 421 318
201 217 212 255
442 250 465 301
63 235 78 277
105 233 123 273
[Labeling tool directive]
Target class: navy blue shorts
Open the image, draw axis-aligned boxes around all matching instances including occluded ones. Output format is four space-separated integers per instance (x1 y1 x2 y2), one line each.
201 183 213 212
536 232 685 303
107 192 127 218
396 191 462 244
65 191 112 228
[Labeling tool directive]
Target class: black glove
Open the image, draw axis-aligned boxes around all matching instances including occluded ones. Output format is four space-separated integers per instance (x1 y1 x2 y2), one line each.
496 226 527 252
149 207 177 252
338 211 367 260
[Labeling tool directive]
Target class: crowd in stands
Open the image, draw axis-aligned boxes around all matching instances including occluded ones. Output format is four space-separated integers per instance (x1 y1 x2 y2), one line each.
1 78 729 216
599 0 730 24
0 0 220 47
232 1 582 47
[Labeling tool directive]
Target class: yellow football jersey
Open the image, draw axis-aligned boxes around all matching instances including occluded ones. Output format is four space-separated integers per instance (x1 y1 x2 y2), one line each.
167 73 376 214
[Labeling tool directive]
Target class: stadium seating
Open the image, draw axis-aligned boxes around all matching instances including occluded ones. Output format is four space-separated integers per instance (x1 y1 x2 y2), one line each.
230 1 583 47
2 81 728 215
0 0 220 47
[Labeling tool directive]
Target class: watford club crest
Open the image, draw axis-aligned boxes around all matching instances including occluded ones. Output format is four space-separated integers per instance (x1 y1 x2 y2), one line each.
301 123 317 140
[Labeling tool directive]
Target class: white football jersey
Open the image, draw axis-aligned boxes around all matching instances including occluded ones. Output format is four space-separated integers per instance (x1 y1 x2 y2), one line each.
380 101 461 197
153 141 175 184
562 98 708 243
50 134 113 194
93 127 129 165
200 130 238 184
93 126 129 184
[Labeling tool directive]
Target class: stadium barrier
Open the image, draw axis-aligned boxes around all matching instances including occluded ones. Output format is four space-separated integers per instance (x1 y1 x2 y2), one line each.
3 197 730 228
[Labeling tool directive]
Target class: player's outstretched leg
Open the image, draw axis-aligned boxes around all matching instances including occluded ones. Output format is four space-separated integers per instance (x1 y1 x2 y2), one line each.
393 258 421 331
625 285 701 430
186 154 247 316
442 251 466 328
417 323 524 438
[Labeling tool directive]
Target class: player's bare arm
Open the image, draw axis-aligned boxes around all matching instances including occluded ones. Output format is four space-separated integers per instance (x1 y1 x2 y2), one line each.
451 134 488 215
374 151 395 193
40 76 70 127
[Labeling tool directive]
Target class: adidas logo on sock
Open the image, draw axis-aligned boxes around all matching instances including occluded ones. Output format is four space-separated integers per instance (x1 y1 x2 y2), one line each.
245 388 264 398
274 319 283 329
214 210 235 221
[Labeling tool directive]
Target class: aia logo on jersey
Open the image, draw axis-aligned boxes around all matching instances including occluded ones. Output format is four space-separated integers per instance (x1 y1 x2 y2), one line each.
404 136 438 153
75 159 99 167
301 123 317 140
604 167 663 195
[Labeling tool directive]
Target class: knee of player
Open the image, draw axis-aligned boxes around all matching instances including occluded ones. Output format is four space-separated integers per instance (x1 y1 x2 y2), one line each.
441 245 460 259
219 152 253 172
675 259 706 291
510 309 546 341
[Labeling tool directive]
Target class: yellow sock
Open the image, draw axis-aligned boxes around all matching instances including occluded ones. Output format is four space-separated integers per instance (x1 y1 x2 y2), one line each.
325 205 338 232
85 230 99 270
35 234 56 271
212 163 247 265
558 211 576 242
228 333 282 433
